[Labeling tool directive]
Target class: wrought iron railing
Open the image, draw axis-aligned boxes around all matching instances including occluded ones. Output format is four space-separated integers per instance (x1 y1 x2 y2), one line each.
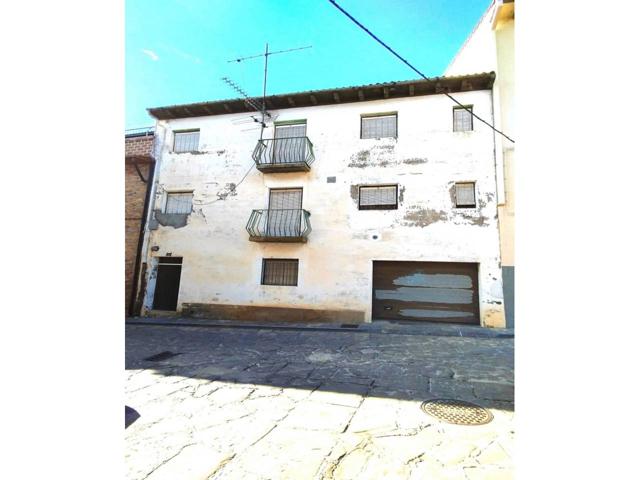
252 137 315 167
246 209 312 239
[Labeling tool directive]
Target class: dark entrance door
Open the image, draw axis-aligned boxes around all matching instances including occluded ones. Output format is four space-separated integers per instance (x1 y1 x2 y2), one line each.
372 261 480 324
152 257 183 311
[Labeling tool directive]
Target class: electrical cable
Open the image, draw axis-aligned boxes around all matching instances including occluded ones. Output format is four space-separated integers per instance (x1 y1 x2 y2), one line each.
327 0 515 144
193 161 255 206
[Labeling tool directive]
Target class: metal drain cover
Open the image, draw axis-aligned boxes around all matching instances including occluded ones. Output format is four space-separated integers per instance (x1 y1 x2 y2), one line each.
420 399 493 425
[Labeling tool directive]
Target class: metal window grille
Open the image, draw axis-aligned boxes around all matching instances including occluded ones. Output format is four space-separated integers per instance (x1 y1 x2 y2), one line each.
359 185 398 210
173 130 200 152
165 192 193 214
262 259 299 286
361 115 397 139
455 182 476 207
453 106 473 132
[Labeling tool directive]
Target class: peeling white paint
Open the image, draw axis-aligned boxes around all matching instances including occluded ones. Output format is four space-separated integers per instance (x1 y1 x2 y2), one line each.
142 89 506 327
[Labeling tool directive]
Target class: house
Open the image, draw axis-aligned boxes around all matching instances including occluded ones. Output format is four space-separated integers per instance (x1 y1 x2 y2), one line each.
445 0 515 327
139 72 507 327
125 128 155 316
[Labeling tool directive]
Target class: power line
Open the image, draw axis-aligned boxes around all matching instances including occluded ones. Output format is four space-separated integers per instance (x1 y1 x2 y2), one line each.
327 0 515 144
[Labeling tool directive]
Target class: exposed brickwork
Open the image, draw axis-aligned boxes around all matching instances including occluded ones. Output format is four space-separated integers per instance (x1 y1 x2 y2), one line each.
125 160 153 315
125 135 154 159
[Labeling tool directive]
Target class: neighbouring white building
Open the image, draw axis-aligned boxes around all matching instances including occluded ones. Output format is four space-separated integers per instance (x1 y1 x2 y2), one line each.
137 72 507 327
445 0 515 327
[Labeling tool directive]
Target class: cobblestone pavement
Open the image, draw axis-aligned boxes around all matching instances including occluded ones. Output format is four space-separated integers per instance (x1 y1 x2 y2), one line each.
125 324 514 480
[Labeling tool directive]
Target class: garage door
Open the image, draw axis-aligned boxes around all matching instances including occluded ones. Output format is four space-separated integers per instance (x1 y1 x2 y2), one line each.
372 261 479 324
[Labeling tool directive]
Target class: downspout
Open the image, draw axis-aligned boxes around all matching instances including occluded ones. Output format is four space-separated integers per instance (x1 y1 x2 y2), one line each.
489 78 504 269
132 123 167 315
128 154 155 316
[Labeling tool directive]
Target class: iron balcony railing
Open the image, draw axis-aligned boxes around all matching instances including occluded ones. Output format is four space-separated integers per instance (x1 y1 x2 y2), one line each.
246 208 312 241
252 137 315 169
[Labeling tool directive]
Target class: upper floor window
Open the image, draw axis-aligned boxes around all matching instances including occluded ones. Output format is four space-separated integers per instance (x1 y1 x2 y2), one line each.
453 106 473 132
165 192 193 214
361 113 397 139
173 129 200 153
359 185 398 210
454 182 476 208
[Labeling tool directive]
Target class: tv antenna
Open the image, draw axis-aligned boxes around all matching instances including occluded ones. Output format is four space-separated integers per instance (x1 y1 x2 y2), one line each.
225 43 312 139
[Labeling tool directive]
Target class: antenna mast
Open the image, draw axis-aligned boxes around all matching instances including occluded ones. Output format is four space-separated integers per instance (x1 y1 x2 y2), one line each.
227 44 312 140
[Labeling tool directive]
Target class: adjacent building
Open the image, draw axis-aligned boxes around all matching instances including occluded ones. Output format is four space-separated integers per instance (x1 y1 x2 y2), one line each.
125 128 156 316
445 0 515 327
137 72 507 327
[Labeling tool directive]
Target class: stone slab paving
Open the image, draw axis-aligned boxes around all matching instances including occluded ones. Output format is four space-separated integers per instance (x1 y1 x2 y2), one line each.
125 325 514 479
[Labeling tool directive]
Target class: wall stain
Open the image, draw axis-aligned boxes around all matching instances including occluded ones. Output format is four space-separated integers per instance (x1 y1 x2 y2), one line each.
403 157 428 165
217 183 238 201
348 150 371 168
398 185 405 204
402 207 447 227
153 210 189 228
350 185 360 203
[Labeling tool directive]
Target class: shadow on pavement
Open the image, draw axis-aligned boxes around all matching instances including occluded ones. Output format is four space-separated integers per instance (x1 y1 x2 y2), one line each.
125 324 514 412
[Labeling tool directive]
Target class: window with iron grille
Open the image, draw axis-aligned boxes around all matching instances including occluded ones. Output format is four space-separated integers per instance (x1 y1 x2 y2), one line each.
453 106 473 132
261 259 299 286
455 182 476 208
359 185 398 210
165 192 193 214
361 114 397 139
173 129 200 153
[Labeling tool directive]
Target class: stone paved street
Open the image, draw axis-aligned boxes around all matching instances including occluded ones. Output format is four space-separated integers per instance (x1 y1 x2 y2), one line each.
125 324 514 479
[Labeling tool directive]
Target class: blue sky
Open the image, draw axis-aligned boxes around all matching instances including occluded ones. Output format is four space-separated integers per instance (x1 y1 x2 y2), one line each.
125 0 490 129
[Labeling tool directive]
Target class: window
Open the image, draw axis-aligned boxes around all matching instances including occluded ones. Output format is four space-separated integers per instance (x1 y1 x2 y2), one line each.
173 129 200 152
261 259 299 286
455 182 476 208
361 113 397 139
165 192 193 214
453 106 473 132
359 185 398 210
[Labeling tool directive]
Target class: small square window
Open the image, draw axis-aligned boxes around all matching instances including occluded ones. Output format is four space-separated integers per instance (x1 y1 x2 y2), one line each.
173 129 200 153
455 182 476 208
262 259 299 286
165 192 193 214
361 114 397 139
453 106 473 132
359 185 398 210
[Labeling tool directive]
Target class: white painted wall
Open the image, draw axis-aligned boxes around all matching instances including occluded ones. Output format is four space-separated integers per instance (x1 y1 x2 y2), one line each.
143 89 506 327
445 0 515 269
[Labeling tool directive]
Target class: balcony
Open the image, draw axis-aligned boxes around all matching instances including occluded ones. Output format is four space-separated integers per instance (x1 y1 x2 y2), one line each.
246 209 312 243
252 137 315 173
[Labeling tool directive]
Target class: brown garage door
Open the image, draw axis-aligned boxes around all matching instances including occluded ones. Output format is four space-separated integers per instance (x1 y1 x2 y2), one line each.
372 261 479 324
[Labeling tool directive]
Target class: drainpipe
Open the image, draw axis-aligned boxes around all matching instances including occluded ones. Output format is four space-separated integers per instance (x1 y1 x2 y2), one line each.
132 122 167 315
128 150 155 316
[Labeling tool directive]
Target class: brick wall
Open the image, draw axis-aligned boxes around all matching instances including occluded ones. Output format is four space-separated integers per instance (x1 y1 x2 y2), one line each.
125 135 154 159
125 161 153 315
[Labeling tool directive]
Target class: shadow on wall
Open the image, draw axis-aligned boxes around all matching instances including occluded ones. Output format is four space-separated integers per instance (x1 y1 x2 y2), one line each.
125 325 514 412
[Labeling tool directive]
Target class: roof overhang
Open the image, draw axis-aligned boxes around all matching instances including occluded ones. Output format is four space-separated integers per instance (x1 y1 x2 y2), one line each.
148 72 495 121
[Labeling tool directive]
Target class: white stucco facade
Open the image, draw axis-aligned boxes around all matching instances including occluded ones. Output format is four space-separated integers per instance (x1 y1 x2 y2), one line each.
445 0 515 327
141 87 506 327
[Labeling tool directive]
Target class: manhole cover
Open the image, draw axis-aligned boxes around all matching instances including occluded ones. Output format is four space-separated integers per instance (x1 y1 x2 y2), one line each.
420 399 493 425
143 351 180 362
